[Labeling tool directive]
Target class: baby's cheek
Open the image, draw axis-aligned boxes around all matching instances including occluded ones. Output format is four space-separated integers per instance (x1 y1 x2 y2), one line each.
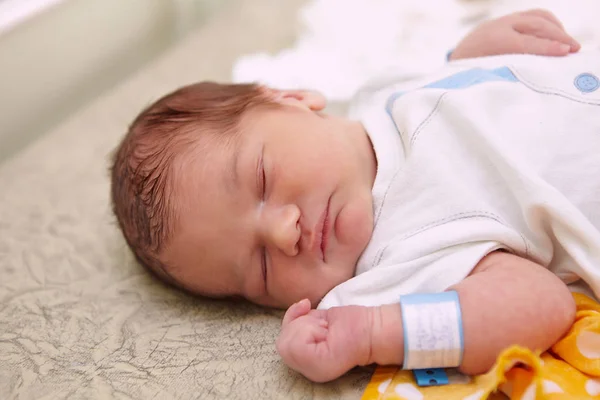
273 263 322 305
335 195 374 258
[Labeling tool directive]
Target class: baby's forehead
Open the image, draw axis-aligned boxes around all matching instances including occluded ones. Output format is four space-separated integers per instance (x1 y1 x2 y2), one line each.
163 234 242 297
169 133 238 214
173 129 233 170
168 110 277 218
163 187 247 297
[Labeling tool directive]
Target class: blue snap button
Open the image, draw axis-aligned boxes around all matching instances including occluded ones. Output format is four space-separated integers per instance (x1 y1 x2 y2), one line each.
574 73 599 93
413 369 449 387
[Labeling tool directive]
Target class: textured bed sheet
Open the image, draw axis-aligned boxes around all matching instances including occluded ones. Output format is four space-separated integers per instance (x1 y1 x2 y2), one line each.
0 1 372 399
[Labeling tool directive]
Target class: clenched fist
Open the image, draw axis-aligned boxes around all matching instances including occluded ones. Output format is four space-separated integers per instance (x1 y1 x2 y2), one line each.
276 299 374 382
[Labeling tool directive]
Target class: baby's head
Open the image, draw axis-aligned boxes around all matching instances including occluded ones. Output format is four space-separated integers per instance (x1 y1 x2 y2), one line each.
111 82 376 308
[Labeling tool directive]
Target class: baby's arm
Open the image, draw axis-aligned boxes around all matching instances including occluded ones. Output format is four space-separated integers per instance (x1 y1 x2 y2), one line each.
450 9 580 61
277 251 576 382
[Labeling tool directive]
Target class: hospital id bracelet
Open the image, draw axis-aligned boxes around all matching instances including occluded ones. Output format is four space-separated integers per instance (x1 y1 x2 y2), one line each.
399 291 464 370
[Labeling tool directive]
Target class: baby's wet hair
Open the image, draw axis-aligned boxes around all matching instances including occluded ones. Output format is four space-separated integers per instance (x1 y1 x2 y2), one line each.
110 82 276 290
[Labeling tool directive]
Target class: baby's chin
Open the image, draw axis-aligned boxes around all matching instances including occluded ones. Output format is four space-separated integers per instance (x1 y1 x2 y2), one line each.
268 276 346 309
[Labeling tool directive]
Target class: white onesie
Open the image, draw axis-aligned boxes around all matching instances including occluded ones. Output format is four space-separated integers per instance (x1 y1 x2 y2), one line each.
319 51 600 309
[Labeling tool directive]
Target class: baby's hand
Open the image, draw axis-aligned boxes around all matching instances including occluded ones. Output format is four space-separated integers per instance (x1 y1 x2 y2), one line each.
451 9 580 60
276 299 373 382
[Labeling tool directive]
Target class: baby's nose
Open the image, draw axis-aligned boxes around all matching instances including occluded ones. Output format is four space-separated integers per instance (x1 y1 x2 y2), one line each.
264 204 301 257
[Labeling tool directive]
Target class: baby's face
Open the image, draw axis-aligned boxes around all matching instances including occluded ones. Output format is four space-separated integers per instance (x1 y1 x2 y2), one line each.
163 94 377 308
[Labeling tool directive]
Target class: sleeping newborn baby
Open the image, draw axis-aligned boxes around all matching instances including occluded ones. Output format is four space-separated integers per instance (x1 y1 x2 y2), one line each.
111 10 600 382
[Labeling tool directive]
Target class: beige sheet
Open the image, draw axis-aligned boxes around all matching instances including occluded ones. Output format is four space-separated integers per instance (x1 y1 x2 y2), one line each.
0 1 370 398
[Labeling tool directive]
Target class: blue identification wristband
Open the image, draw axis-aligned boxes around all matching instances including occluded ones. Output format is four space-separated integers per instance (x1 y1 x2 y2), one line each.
399 291 464 371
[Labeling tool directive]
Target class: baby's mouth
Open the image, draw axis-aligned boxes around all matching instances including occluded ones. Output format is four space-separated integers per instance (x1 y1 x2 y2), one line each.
320 196 331 262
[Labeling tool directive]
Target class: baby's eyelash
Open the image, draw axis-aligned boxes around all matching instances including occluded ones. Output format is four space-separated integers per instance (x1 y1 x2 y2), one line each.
261 161 266 199
258 145 268 288
261 247 268 284
256 148 266 199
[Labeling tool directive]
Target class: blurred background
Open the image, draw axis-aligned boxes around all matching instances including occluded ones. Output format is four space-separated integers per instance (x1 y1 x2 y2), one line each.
0 0 235 161
1 0 599 162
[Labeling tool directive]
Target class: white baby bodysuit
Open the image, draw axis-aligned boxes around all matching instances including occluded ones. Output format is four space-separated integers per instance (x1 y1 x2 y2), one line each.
318 51 600 309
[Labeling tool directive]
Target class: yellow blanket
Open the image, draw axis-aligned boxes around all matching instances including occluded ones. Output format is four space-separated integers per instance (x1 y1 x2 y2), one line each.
362 293 600 400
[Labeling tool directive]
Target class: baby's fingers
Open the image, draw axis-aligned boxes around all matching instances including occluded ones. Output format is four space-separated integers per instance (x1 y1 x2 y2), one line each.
517 36 571 57
514 17 580 53
282 299 311 327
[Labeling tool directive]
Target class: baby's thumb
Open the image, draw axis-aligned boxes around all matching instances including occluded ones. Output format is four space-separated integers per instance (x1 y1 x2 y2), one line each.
282 299 311 327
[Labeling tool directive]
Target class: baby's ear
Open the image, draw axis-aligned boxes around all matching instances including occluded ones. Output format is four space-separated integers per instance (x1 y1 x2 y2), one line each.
268 89 327 111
